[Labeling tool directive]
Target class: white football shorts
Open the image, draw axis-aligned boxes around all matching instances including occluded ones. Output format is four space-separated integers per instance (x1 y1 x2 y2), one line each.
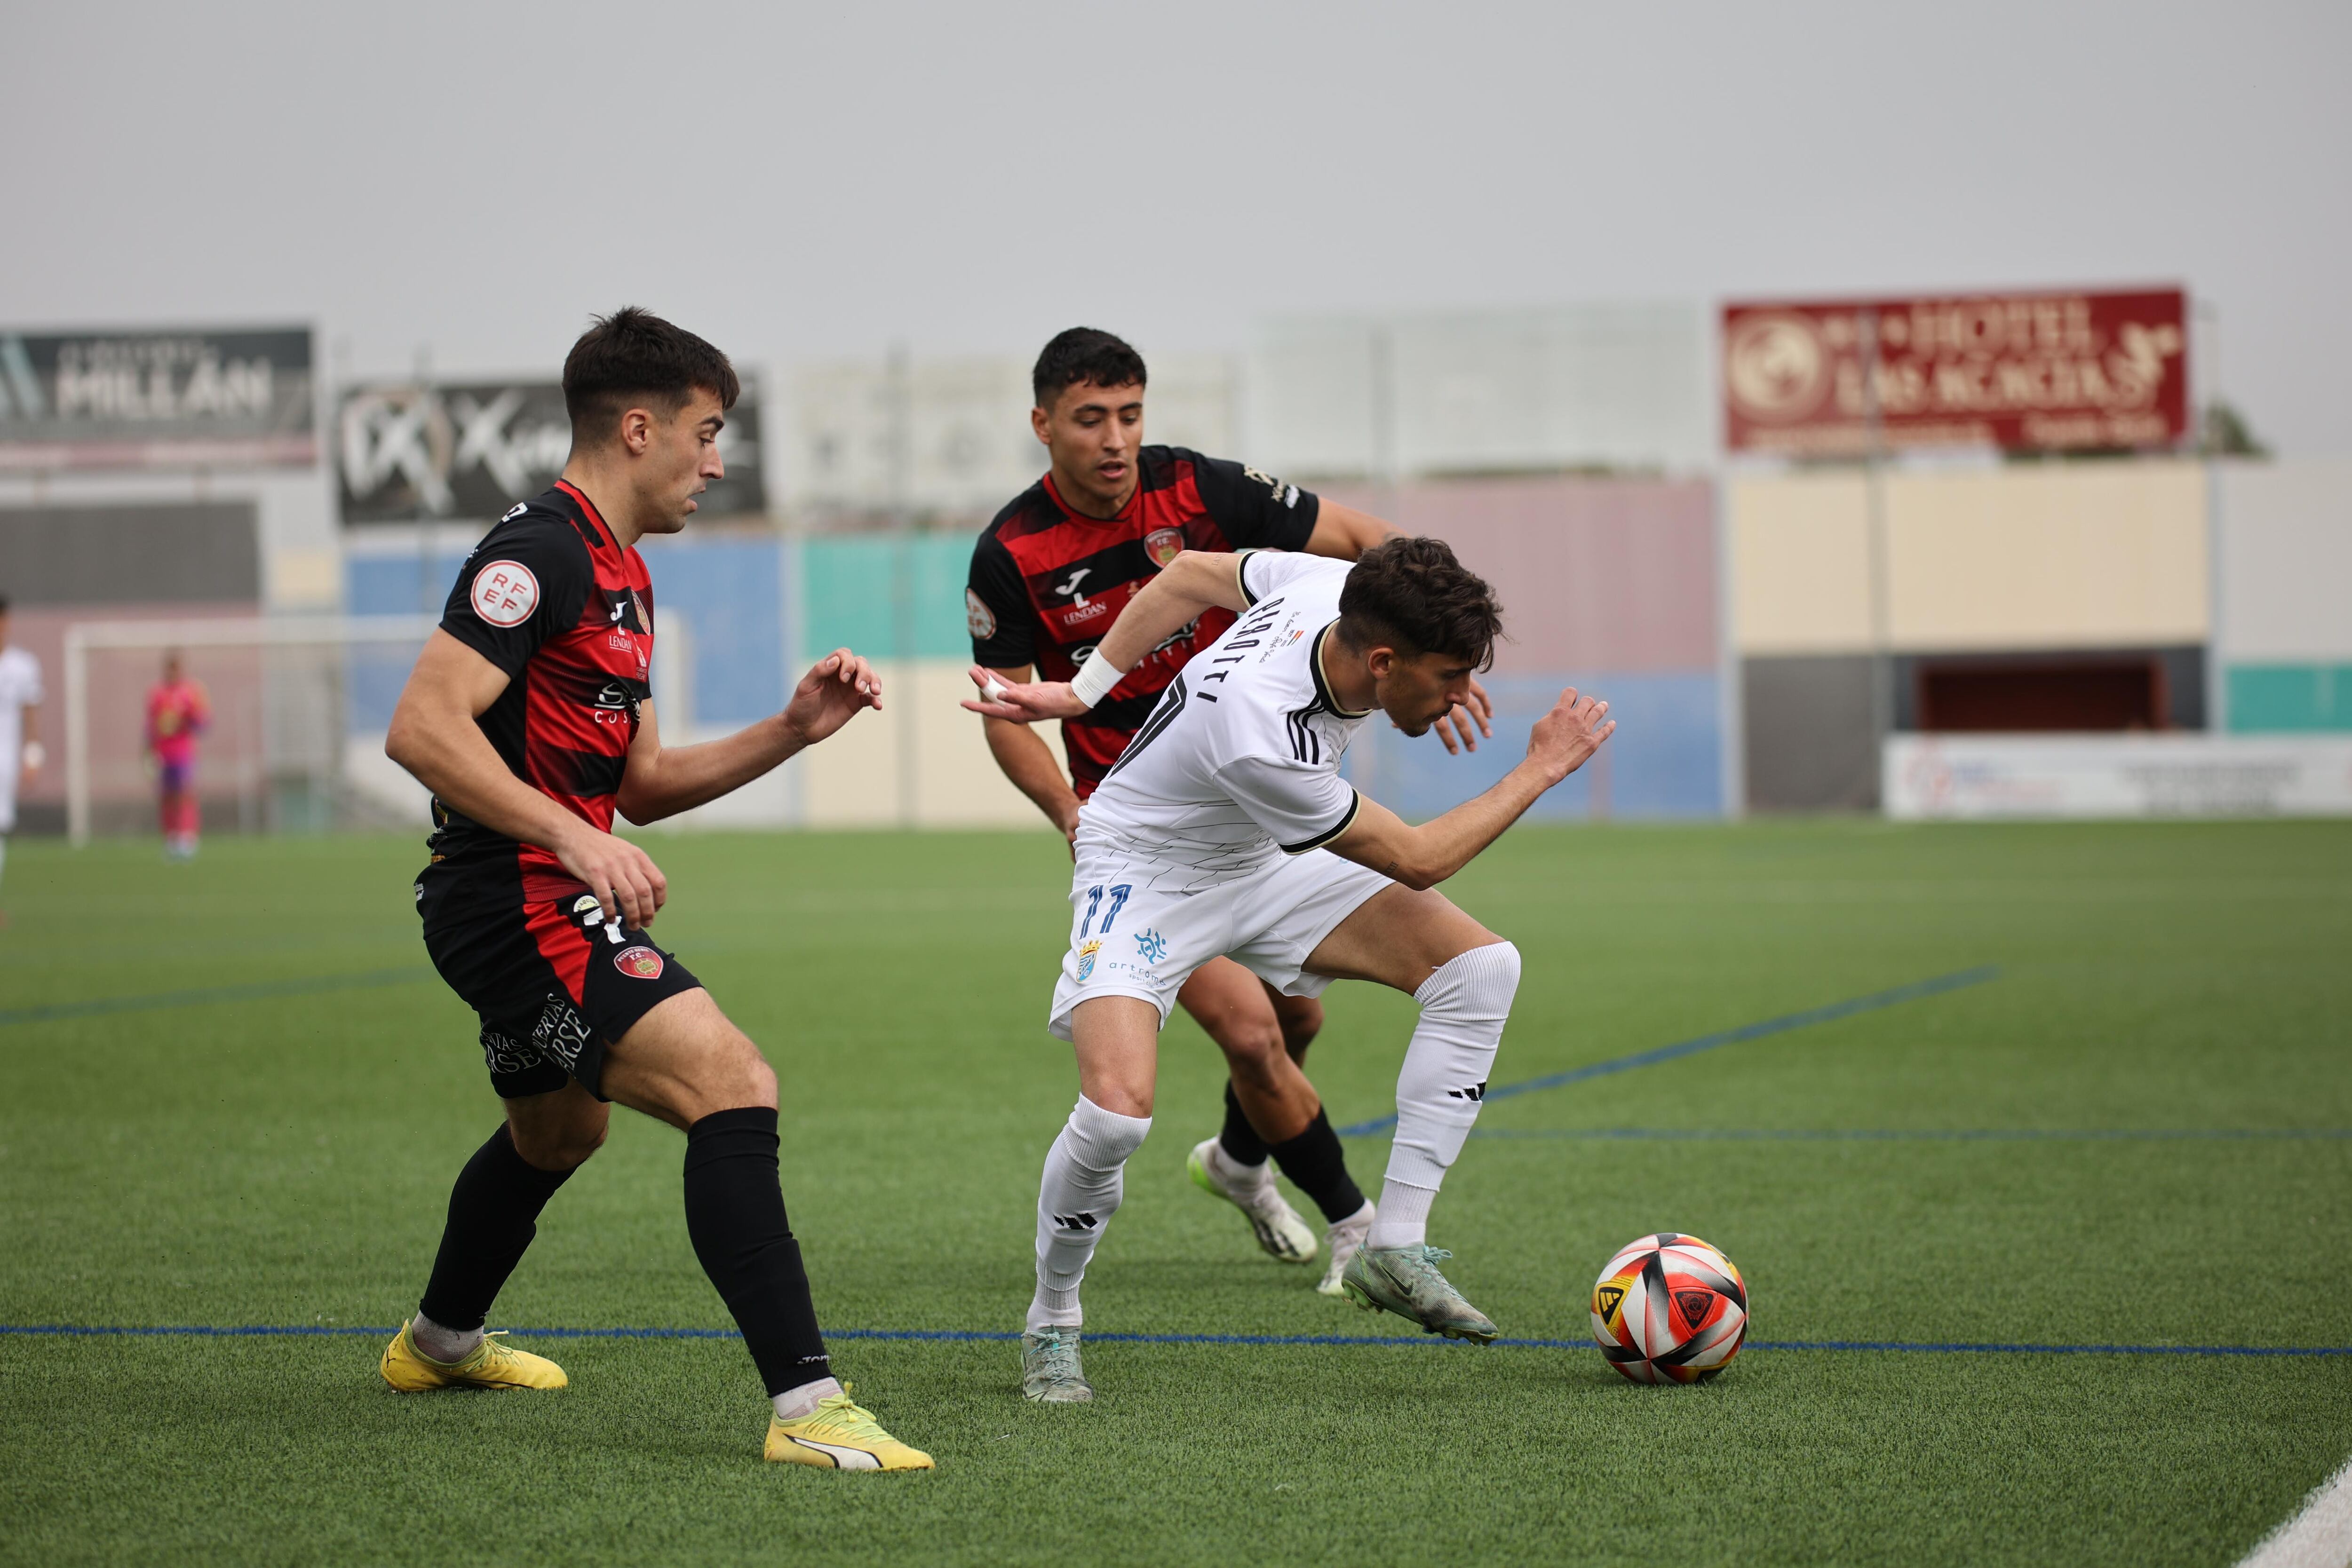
1046 831 1396 1041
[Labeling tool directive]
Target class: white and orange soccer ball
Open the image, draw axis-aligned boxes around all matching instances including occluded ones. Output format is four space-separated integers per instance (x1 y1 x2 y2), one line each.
1589 1233 1748 1384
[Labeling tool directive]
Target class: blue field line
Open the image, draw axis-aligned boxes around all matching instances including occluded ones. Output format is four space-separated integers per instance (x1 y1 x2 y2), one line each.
1469 1127 2352 1143
0 966 430 1027
1336 966 2001 1138
4 1323 2347 1358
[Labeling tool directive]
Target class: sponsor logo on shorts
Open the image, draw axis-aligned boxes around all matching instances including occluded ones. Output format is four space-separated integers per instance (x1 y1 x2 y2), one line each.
1075 939 1101 982
532 995 593 1070
1135 928 1168 965
1144 526 1184 569
615 945 664 979
470 560 539 627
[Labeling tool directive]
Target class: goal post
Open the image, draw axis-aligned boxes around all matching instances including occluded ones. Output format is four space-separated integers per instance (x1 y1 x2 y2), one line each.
64 615 440 847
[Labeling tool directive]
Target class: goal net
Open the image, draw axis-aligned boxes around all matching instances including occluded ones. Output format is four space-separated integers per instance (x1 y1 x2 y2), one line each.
63 615 440 845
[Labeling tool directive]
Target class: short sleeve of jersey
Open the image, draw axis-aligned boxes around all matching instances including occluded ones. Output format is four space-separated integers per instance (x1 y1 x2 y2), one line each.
1215 757 1361 854
1237 549 1351 608
1188 451 1319 550
967 528 1036 669
439 515 594 679
3 651 43 707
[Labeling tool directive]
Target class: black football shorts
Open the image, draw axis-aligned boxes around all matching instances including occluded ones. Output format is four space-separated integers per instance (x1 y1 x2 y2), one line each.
417 864 701 1101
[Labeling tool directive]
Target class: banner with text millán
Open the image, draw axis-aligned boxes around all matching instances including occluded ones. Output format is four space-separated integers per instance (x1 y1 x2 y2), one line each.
0 327 316 469
1723 288 2187 455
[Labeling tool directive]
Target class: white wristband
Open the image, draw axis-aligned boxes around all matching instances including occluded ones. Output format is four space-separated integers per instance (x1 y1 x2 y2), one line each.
1068 650 1128 709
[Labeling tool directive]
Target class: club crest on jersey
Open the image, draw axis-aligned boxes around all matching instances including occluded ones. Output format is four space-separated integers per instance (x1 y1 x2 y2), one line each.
615 945 664 980
470 561 539 627
1144 527 1184 569
1075 940 1102 982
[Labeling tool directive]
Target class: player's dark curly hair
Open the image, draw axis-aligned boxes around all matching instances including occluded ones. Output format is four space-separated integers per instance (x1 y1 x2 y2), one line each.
1337 536 1502 672
1033 327 1147 409
564 307 739 443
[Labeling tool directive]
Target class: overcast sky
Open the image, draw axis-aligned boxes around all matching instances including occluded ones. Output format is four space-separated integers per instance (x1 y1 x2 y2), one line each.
10 0 2347 454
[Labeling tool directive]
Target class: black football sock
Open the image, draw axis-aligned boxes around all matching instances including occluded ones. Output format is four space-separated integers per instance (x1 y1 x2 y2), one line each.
1267 1109 1367 1225
1216 1081 1271 1168
417 1125 575 1333
682 1107 830 1398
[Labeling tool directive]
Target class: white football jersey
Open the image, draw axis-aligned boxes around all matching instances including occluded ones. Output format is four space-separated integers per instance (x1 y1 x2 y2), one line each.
0 645 42 778
1077 551 1368 883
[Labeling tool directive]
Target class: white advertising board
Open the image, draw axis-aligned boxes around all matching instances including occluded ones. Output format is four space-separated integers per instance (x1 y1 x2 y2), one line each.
1884 735 2352 820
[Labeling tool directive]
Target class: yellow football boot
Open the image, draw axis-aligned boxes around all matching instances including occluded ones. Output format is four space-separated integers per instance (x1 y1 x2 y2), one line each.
379 1320 568 1392
764 1386 934 1472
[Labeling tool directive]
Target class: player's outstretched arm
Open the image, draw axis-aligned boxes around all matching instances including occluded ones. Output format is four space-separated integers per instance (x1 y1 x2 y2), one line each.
388 630 668 927
1326 688 1615 891
962 549 1249 723
974 663 1084 845
616 649 882 824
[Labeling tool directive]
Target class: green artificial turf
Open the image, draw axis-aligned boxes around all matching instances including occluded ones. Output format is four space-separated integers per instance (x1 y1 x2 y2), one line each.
1 821 2347 1566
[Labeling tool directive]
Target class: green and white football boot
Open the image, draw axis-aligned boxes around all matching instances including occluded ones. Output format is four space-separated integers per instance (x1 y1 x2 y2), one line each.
1020 1328 1094 1403
1340 1244 1499 1343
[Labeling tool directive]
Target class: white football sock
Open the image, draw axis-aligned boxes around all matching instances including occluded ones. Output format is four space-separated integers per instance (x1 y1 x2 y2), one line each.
772 1376 845 1420
1027 1096 1152 1333
1367 942 1520 1251
410 1312 484 1363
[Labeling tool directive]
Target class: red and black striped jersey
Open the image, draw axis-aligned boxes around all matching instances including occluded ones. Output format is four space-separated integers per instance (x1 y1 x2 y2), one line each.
966 446 1319 796
429 480 653 900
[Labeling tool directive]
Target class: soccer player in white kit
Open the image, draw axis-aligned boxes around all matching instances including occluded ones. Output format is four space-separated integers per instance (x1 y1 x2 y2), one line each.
0 598 46 918
966 539 1615 1401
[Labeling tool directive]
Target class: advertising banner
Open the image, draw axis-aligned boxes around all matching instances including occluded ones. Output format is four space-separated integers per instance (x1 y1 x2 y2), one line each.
1883 734 2352 820
339 377 766 524
0 326 316 470
1723 288 2187 455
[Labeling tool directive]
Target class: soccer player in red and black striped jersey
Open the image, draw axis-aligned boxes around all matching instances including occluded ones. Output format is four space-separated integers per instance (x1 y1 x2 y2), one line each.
968 328 1492 1299
379 309 930 1471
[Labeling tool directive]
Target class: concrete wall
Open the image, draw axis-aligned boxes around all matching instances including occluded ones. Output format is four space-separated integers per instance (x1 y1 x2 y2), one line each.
1731 459 2215 809
1251 304 1711 478
1731 460 2209 655
784 354 1236 520
1323 475 1726 820
2217 458 2352 733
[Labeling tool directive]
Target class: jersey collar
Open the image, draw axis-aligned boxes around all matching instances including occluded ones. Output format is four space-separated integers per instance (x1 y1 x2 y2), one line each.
1311 623 1375 719
1041 470 1136 527
551 480 618 551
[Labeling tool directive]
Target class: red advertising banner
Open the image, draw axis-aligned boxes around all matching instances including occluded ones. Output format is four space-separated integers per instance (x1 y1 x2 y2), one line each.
1722 287 2187 455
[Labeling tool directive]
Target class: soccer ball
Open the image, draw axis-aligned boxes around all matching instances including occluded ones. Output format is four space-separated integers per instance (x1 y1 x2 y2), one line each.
1589 1233 1748 1384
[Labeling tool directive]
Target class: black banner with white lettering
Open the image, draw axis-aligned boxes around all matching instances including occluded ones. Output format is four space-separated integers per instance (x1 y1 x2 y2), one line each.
0 326 316 470
337 377 767 524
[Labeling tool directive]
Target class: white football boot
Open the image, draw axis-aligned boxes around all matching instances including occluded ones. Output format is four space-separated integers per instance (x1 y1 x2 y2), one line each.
1187 1136 1317 1263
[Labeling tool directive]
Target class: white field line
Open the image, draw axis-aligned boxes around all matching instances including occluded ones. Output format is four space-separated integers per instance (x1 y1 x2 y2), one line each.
2240 1454 2352 1568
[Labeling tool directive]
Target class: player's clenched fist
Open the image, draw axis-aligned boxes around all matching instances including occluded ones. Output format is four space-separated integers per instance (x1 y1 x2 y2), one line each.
1527 687 1615 783
556 827 669 929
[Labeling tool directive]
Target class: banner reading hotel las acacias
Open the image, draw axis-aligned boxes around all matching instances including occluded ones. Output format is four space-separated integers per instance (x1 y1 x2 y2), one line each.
1721 288 2187 455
